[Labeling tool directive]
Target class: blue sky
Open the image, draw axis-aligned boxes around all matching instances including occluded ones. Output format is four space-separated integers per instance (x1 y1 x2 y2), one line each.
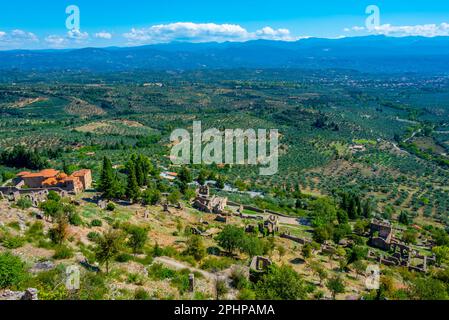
1 0 449 50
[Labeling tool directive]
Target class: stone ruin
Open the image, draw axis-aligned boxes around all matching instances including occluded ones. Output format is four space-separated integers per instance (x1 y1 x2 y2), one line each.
369 219 393 251
0 288 38 301
262 215 279 235
214 215 228 223
193 185 228 214
250 256 272 272
250 256 272 280
280 232 311 245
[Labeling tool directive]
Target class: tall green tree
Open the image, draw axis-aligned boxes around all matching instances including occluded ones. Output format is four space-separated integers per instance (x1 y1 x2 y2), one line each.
255 265 307 300
216 225 246 254
327 276 345 300
126 161 140 203
99 157 120 199
95 230 123 274
127 226 148 255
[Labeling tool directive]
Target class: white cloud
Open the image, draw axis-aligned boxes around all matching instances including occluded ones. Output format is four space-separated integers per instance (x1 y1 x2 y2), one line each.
345 22 449 37
45 35 67 48
44 30 89 48
255 27 297 41
123 22 300 44
95 32 112 39
0 29 38 43
67 29 89 41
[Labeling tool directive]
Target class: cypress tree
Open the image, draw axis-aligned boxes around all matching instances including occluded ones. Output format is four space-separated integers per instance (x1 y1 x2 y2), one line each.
126 161 140 203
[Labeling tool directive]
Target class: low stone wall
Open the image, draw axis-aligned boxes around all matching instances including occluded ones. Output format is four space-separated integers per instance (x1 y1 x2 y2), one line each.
280 233 310 245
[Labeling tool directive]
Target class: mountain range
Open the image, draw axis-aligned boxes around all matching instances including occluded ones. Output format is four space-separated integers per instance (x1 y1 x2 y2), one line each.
1 35 449 73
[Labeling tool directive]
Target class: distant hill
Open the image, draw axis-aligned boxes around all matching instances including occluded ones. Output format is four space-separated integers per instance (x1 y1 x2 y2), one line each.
1 35 449 73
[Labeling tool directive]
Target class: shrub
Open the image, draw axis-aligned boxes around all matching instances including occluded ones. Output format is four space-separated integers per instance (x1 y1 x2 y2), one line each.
2 236 26 249
106 203 116 212
171 269 192 294
238 288 256 300
47 191 61 202
116 253 133 263
87 232 101 242
127 273 145 285
69 213 83 226
230 268 250 290
17 197 33 210
134 288 150 300
0 252 27 289
200 257 234 272
148 263 176 280
53 245 74 260
91 219 103 227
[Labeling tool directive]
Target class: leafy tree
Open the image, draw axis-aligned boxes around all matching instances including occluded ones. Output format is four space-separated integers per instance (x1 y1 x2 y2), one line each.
352 260 367 279
0 145 48 170
326 276 345 300
241 236 264 258
348 246 368 264
197 169 208 186
142 189 161 205
409 277 449 300
216 225 245 254
99 157 120 199
216 175 226 189
49 215 69 245
167 190 182 205
0 252 27 289
183 188 196 201
333 223 351 244
178 167 192 184
313 223 334 244
125 161 140 203
398 211 411 226
432 246 449 266
256 265 307 300
302 243 313 260
310 261 328 285
184 235 207 261
127 226 148 255
95 230 123 274
310 197 337 227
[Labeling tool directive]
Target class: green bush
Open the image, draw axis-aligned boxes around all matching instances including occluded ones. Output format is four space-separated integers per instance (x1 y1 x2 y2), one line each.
91 219 103 227
69 213 83 226
53 245 74 260
148 263 176 280
134 288 150 300
17 197 33 210
0 252 28 289
87 232 101 242
106 203 116 212
2 236 26 249
238 288 256 300
25 222 45 241
200 257 234 272
115 253 133 263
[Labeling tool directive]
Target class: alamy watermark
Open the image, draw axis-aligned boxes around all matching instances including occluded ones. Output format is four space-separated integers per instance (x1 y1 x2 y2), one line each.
365 264 380 290
170 121 279 176
66 5 81 31
365 5 381 31
65 265 80 290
